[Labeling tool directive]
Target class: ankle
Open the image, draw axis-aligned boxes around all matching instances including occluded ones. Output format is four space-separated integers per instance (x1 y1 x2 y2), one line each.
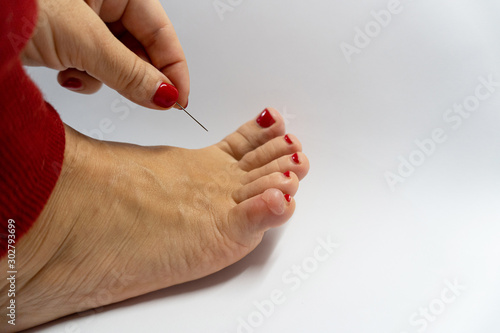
0 126 100 330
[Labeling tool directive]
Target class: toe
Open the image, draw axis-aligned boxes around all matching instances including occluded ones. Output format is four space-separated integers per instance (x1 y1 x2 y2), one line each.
217 108 286 160
238 134 302 171
233 171 299 203
229 189 295 236
242 152 310 184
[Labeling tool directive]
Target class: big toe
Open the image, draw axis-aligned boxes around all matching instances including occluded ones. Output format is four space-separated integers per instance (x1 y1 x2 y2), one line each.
217 108 286 160
229 189 296 243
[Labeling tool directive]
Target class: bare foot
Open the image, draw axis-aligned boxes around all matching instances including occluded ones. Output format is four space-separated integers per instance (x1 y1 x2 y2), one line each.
0 108 309 331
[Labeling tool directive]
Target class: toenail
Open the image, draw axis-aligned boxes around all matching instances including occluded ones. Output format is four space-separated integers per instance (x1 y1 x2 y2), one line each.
284 194 292 203
283 171 291 178
256 109 276 128
291 153 300 164
284 134 293 144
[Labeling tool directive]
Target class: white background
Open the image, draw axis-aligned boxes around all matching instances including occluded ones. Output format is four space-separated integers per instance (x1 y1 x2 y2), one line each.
27 0 500 332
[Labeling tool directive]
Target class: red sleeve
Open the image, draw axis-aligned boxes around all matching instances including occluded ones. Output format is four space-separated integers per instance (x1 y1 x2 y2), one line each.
0 0 66 258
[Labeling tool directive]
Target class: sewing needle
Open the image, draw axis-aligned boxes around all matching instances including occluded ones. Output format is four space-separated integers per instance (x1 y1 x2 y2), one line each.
175 102 208 132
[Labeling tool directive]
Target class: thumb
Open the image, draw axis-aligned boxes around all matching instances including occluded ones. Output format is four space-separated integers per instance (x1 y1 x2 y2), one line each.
70 4 179 109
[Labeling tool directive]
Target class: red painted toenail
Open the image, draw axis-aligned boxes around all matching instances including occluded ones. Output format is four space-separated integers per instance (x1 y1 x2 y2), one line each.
284 194 292 203
283 171 291 178
256 109 275 128
284 134 293 144
291 153 300 164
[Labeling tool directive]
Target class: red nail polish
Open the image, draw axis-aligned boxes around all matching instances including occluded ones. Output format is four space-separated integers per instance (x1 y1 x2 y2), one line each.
291 153 300 164
256 109 275 128
153 83 179 108
284 134 293 144
62 78 82 90
283 171 291 178
284 194 292 203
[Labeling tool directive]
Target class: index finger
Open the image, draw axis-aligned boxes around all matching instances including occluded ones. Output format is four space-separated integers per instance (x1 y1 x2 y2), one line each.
99 0 190 106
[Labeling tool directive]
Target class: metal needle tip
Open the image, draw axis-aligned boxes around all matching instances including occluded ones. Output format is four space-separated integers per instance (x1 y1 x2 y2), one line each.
175 102 208 132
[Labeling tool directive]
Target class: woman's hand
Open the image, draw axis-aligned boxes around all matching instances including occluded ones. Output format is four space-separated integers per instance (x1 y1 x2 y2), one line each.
22 0 189 109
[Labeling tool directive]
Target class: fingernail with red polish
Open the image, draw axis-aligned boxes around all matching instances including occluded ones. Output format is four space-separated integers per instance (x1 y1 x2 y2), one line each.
283 171 291 178
284 134 293 144
153 83 179 108
62 78 82 90
291 153 300 164
284 194 292 203
256 109 275 128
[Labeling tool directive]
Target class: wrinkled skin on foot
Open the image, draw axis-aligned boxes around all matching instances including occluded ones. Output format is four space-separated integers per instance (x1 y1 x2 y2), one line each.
0 108 309 332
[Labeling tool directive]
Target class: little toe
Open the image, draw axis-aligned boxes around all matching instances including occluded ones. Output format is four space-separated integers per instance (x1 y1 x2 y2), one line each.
217 108 286 160
243 152 310 184
238 134 302 171
233 171 299 203
230 188 295 238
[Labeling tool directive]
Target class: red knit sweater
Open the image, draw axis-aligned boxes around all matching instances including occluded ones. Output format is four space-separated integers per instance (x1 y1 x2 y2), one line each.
0 0 66 258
